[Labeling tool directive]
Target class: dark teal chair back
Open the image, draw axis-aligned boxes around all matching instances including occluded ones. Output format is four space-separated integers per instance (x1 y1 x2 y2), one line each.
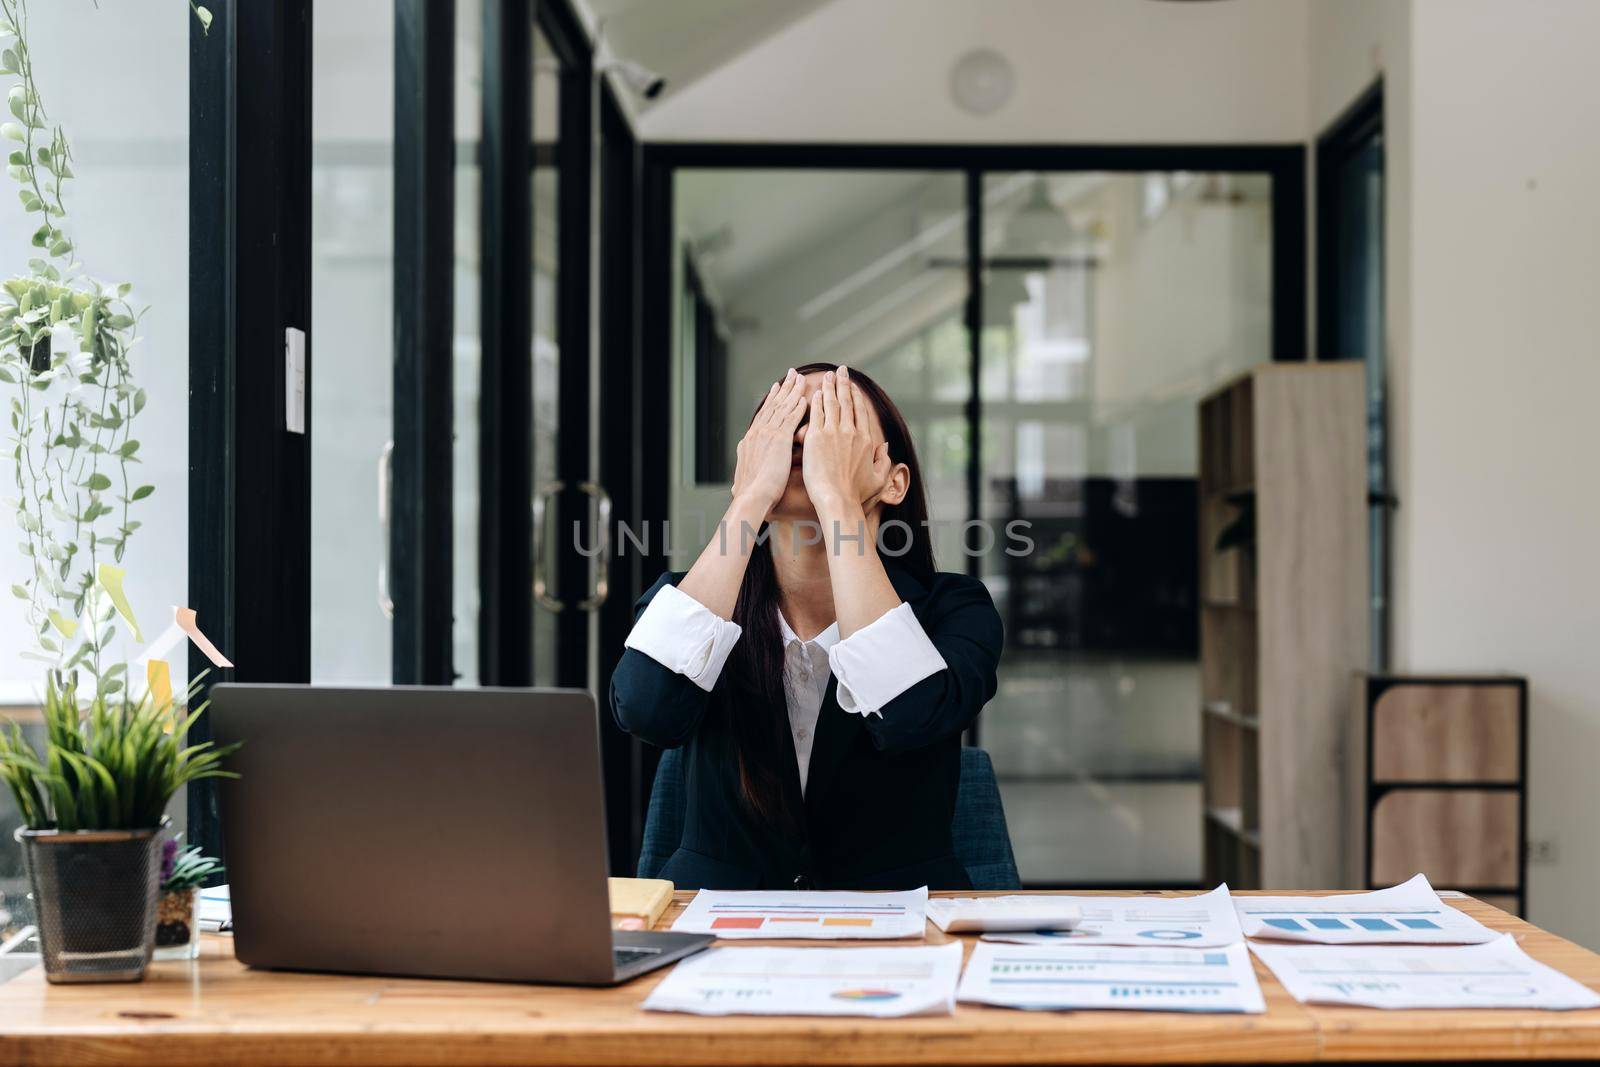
637 746 1021 890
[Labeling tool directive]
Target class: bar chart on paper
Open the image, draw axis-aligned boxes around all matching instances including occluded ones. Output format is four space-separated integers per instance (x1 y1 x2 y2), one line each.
672 888 928 940
1234 876 1498 945
958 941 1266 1014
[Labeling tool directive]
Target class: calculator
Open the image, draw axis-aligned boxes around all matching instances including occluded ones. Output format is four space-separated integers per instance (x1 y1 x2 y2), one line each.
926 896 1084 933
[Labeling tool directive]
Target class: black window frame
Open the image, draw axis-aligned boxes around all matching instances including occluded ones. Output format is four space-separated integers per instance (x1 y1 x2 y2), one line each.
684 255 731 485
188 0 314 869
1316 80 1390 671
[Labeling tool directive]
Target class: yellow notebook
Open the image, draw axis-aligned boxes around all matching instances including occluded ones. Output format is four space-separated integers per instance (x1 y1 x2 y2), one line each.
608 877 674 931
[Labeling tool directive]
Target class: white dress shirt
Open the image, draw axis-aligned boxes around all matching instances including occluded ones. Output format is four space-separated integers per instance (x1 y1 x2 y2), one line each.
622 582 948 795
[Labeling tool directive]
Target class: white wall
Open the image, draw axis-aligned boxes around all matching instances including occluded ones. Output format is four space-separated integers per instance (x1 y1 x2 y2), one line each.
643 0 1310 143
1403 0 1600 949
1312 0 1600 948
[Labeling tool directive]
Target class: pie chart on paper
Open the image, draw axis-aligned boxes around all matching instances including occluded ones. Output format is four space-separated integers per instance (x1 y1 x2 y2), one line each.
832 988 903 1002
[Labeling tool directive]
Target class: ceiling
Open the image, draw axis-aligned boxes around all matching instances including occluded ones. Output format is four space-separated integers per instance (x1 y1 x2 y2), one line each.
574 0 836 108
677 169 942 302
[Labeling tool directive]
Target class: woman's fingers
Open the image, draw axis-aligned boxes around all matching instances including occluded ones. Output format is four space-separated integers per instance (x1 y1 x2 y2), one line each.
809 386 826 432
850 383 873 438
777 383 808 433
835 366 855 432
765 368 798 425
821 370 841 428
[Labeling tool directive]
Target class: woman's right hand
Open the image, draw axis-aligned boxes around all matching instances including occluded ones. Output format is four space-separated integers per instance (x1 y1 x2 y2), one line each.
730 368 808 514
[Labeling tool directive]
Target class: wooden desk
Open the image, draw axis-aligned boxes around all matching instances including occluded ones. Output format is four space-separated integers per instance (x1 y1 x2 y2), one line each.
3 891 1599 1065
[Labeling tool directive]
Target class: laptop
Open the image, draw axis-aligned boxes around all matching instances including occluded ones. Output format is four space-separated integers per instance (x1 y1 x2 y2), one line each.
210 684 712 985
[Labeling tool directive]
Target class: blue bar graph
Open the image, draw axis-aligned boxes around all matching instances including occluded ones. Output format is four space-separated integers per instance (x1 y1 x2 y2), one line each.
1354 918 1397 931
1399 918 1441 930
1309 918 1350 930
1265 919 1305 932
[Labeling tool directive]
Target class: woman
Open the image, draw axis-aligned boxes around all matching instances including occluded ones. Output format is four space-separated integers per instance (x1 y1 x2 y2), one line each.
610 363 1003 890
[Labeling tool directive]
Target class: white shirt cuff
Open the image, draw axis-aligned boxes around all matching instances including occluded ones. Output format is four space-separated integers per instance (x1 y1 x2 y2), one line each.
829 602 947 718
623 583 743 692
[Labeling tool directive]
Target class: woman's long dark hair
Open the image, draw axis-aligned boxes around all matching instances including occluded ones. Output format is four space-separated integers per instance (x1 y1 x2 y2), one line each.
720 362 935 827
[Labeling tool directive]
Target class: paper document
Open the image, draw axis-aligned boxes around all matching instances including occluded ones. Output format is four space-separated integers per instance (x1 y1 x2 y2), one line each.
672 887 927 940
1235 875 1497 944
927 895 1082 933
958 940 1266 1014
198 885 232 932
981 886 1243 948
1251 934 1600 1010
643 943 962 1017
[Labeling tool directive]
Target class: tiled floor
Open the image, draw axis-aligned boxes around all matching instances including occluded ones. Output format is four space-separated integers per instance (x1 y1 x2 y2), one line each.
980 650 1203 885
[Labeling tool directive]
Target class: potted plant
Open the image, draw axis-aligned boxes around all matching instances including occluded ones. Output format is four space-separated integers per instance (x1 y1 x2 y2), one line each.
154 834 222 960
0 0 232 985
0 674 236 981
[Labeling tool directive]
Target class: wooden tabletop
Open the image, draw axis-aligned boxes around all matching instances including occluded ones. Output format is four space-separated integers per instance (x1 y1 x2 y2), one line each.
3 891 1600 1066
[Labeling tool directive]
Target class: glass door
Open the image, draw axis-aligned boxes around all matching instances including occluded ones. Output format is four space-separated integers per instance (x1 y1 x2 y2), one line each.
309 0 395 684
978 170 1276 885
312 1 595 690
530 21 562 685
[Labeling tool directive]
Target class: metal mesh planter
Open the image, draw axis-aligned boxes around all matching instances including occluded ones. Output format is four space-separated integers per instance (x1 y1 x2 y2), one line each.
14 821 165 983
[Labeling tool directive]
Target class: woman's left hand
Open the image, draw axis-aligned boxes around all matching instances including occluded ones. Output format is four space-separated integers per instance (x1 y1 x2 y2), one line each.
801 367 890 515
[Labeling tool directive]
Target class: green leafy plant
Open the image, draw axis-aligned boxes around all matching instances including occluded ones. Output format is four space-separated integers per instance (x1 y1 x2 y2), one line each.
0 671 238 832
0 0 160 697
187 3 213 35
160 835 223 893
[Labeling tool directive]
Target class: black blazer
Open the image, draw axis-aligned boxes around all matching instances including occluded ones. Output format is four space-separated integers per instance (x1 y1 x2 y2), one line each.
609 565 1003 891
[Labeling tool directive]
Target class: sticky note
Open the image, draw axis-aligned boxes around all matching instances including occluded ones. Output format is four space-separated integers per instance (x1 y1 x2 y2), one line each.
176 606 233 668
147 659 172 711
95 563 142 643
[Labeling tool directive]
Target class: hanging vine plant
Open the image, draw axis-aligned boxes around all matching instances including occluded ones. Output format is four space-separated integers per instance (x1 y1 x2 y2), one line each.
0 0 207 696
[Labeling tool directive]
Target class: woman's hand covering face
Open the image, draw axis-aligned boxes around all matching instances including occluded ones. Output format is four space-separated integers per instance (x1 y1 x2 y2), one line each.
801 366 892 513
730 367 809 515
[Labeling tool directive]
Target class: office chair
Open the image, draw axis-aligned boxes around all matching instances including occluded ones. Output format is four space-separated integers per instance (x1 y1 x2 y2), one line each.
637 745 1023 890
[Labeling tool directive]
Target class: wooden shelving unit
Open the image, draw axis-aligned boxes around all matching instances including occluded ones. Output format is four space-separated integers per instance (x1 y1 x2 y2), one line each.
1347 675 1529 915
1199 364 1367 889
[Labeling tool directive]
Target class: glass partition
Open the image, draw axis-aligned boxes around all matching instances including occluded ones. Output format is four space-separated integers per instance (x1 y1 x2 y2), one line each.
670 169 970 567
309 0 394 683
452 0 483 684
978 171 1274 884
529 23 561 684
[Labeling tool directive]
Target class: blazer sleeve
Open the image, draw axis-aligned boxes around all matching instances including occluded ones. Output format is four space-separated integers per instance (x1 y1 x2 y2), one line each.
852 574 1003 754
609 571 721 748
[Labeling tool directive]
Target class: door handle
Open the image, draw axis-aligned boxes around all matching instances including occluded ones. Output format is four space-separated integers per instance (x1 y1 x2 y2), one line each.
576 481 612 611
377 440 395 619
532 479 565 613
